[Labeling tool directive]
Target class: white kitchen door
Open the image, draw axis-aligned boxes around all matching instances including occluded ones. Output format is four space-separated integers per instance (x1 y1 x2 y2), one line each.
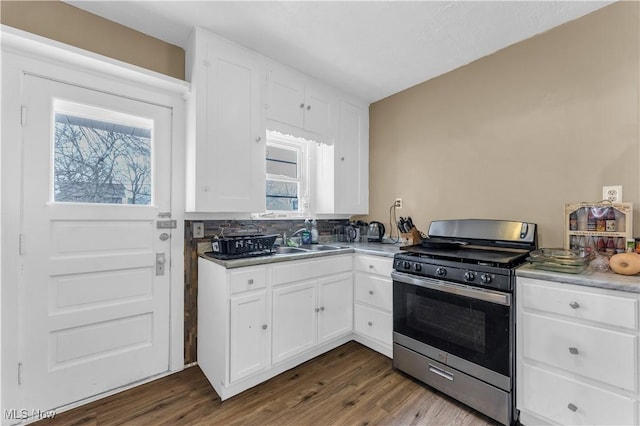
19 74 172 412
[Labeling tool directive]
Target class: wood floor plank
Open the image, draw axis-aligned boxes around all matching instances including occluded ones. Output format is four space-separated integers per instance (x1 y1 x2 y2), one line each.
34 342 498 426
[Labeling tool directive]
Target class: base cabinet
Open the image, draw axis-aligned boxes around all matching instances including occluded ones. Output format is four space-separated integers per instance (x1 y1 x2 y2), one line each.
352 254 393 357
199 254 353 401
516 277 640 425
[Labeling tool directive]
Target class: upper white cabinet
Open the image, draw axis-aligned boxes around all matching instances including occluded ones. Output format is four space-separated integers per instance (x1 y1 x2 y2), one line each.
266 66 337 137
186 28 266 213
316 99 369 215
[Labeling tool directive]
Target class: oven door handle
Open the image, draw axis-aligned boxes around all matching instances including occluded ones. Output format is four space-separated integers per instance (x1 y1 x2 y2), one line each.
391 271 511 306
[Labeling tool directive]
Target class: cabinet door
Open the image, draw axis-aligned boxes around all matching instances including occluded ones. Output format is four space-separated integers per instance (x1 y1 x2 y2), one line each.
335 100 368 214
318 273 353 343
272 280 317 363
229 291 269 383
200 37 265 212
303 86 335 136
266 69 304 128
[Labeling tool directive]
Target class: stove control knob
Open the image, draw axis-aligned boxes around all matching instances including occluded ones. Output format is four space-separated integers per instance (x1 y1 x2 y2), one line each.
403 261 411 270
413 263 422 272
464 271 476 282
435 267 447 277
480 273 493 284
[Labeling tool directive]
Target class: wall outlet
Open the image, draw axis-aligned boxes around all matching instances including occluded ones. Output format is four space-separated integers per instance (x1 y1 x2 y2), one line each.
193 222 205 239
603 185 622 203
395 198 403 209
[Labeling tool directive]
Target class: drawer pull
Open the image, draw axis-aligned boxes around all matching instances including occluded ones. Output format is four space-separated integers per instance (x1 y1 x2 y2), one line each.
569 347 579 355
248 279 254 285
315 308 320 313
368 321 373 326
567 403 578 412
369 290 374 295
369 265 374 269
428 364 454 381
569 301 580 309
320 306 325 311
262 324 268 330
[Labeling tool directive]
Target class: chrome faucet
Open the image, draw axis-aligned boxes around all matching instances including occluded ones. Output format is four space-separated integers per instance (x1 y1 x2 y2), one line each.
282 228 307 246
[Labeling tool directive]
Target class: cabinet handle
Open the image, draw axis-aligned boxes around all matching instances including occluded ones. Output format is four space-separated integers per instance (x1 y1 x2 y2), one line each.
262 324 268 330
569 301 580 309
369 264 374 269
568 347 579 355
300 103 305 109
340 157 345 161
567 403 578 412
320 306 325 311
306 105 311 111
369 290 374 295
368 321 373 326
248 279 254 285
255 136 262 142
315 307 320 312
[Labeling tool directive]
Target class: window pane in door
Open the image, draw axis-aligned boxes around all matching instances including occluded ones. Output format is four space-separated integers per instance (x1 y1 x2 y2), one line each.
53 107 153 205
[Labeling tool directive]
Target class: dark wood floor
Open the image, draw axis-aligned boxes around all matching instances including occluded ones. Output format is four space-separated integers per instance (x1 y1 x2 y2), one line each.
35 342 497 425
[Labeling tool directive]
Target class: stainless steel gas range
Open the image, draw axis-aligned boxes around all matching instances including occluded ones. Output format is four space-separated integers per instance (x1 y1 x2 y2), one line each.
392 219 537 426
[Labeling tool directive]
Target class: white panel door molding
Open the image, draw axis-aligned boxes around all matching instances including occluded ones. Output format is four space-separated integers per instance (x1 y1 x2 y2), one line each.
18 74 173 413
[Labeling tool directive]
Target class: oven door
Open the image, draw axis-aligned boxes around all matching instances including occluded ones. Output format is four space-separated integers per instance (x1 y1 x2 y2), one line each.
392 271 512 387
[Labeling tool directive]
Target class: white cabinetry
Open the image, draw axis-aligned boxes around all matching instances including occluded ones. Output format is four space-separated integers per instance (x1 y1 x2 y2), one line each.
517 277 640 425
266 66 336 137
198 254 353 401
353 255 393 357
198 260 269 396
271 255 353 364
186 28 266 213
316 99 369 215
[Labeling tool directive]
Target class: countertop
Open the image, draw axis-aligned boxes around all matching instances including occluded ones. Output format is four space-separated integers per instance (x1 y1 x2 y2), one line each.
517 263 640 293
200 241 402 269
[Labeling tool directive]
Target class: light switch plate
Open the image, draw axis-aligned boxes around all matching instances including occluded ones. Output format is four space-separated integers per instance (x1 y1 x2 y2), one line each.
603 185 622 203
193 222 205 239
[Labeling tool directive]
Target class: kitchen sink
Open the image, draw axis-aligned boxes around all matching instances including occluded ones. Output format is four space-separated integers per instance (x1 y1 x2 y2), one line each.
298 244 343 251
273 246 308 254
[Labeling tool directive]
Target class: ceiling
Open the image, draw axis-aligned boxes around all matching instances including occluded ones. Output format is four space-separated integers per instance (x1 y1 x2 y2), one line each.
65 1 614 103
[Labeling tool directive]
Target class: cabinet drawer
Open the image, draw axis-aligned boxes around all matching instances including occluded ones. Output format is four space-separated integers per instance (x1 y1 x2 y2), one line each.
522 312 637 391
354 303 392 346
521 363 636 425
354 273 392 311
229 266 267 294
354 255 393 276
520 278 638 330
272 255 352 285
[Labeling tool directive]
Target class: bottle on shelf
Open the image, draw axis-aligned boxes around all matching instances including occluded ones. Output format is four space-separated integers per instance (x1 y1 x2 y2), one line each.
605 207 616 232
595 207 606 232
606 237 616 255
587 208 596 231
616 237 626 254
597 236 606 253
311 219 319 244
569 210 578 231
570 235 578 249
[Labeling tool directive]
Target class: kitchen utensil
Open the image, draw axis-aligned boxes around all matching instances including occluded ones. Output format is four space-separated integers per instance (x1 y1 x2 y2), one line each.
368 221 385 242
345 224 358 242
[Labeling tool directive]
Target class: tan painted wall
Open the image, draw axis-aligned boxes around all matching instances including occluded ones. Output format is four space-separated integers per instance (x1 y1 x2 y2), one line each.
0 0 185 80
367 2 640 247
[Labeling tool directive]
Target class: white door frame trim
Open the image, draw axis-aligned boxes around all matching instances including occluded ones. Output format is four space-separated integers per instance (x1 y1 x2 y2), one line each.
1 26 188 423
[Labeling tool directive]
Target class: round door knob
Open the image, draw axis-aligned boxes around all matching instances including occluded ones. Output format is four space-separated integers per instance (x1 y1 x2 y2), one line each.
435 267 447 277
480 274 492 284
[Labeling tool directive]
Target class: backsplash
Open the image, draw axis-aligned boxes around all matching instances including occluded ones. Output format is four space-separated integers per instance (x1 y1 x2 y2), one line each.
183 219 349 364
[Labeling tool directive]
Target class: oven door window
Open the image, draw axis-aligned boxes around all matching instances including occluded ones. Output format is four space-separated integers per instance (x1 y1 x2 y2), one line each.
393 280 511 376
